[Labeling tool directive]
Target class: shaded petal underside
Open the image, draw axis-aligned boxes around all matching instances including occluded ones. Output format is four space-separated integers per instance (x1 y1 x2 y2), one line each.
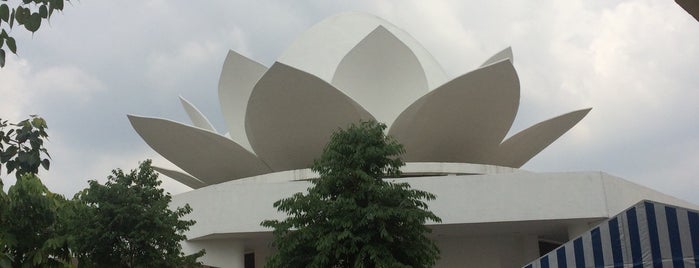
489 108 592 168
179 96 216 132
218 50 268 153
246 62 375 171
152 166 207 189
128 115 271 184
332 26 428 128
389 60 520 163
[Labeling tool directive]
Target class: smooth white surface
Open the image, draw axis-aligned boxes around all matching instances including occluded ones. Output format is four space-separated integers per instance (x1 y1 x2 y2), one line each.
278 12 448 89
332 26 428 128
218 50 268 153
490 108 592 168
435 235 538 268
128 115 271 184
245 62 375 171
171 171 696 240
179 96 216 133
132 12 592 188
172 171 697 267
389 60 520 164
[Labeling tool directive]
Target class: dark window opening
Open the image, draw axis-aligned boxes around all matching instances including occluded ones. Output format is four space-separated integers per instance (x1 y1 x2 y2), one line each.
244 252 255 268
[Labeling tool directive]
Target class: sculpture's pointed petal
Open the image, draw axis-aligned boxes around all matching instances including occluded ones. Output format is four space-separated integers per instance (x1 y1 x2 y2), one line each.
480 47 513 67
278 12 448 89
490 108 592 168
152 165 207 189
128 115 272 184
246 62 376 171
218 50 267 152
332 26 428 128
179 96 217 132
389 60 520 163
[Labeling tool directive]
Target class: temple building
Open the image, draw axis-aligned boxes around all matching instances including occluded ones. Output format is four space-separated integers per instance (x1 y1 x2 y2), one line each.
128 12 697 268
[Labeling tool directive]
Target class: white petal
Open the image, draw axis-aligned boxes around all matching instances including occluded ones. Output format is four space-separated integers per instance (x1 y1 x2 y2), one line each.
278 12 448 89
218 50 267 153
332 26 428 128
389 60 519 164
489 108 592 168
179 96 216 132
245 63 375 171
481 47 513 67
128 115 271 184
152 165 207 189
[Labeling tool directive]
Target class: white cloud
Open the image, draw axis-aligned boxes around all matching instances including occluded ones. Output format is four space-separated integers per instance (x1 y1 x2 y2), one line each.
0 57 105 121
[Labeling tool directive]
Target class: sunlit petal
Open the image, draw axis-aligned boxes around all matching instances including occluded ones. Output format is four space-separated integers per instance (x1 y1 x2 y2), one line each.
389 60 519 164
179 96 216 132
278 12 448 89
332 26 428 128
218 50 268 152
245 63 375 171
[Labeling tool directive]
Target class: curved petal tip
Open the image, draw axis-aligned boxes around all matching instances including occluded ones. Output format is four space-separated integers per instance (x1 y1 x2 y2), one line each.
179 96 217 132
128 115 271 184
490 108 591 168
481 47 513 67
152 165 207 189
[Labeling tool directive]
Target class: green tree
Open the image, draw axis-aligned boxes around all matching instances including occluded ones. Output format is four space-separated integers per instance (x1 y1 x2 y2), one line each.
0 116 54 268
1 173 71 267
70 160 203 267
0 0 70 67
262 121 442 268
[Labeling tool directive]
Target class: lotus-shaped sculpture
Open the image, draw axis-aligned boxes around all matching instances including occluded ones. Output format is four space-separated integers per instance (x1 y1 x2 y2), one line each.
128 12 590 189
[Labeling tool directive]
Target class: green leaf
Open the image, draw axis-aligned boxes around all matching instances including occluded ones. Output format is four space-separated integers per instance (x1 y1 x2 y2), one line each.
24 12 40 32
9 8 14 28
14 7 25 24
39 5 47 18
6 36 15 54
0 48 4 68
0 4 9 22
41 159 49 170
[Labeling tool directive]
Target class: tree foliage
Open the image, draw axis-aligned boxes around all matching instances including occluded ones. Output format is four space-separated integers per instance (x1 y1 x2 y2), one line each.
0 0 69 67
69 160 203 267
0 116 50 181
262 121 442 268
0 116 57 268
0 116 203 267
0 173 71 268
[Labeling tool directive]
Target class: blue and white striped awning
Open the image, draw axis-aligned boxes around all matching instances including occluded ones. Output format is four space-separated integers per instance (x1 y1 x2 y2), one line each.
522 200 699 268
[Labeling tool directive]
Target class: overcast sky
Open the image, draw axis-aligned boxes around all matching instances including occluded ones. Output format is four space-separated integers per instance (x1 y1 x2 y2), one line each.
1 0 698 204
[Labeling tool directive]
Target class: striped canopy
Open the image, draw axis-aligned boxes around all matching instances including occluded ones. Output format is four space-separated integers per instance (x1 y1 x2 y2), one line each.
523 200 699 268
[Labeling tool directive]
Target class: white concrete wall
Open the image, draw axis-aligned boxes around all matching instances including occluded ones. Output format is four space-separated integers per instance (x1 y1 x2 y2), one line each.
170 170 697 267
190 233 541 268
435 234 539 268
171 171 695 240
